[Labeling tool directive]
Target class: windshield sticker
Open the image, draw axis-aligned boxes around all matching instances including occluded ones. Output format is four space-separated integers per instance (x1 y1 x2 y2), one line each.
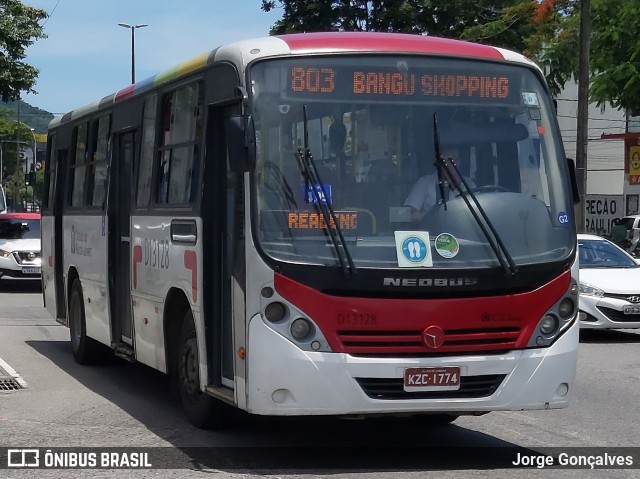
434 233 460 258
303 183 332 204
394 231 433 268
522 91 539 107
557 211 570 226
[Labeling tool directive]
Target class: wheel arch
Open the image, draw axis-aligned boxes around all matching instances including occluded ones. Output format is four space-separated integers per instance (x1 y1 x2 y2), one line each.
164 286 193 378
66 266 80 317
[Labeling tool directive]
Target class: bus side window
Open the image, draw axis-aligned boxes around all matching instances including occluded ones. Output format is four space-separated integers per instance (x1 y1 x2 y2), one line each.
87 114 111 208
69 122 88 207
43 134 57 211
137 94 157 208
155 83 201 205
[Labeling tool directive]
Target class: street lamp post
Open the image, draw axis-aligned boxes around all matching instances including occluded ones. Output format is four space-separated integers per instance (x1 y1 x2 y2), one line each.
118 23 148 84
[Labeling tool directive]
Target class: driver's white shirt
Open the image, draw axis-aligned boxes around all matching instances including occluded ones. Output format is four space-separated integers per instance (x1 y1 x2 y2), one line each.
404 174 476 213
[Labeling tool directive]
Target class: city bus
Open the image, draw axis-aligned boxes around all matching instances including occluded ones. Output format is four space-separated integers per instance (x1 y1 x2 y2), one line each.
42 32 579 428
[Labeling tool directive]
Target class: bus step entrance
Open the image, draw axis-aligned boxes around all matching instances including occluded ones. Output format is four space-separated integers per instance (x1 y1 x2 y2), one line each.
112 342 135 362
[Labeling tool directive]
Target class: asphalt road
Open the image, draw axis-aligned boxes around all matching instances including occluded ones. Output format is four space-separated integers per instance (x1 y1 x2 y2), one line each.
0 279 639 478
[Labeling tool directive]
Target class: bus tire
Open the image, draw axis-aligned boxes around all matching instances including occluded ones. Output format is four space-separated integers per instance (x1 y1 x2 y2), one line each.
68 278 104 364
178 310 226 429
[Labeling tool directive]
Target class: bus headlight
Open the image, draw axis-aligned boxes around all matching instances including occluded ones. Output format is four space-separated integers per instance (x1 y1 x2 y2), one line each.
264 302 287 322
539 315 559 335
558 298 575 319
259 283 333 352
290 318 312 340
528 280 578 348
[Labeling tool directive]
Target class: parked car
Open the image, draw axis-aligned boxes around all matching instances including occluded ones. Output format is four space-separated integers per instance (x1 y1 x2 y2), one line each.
0 213 42 281
615 215 640 253
577 233 640 330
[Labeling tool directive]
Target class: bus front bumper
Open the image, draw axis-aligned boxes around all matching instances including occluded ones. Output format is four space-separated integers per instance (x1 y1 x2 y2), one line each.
244 315 578 416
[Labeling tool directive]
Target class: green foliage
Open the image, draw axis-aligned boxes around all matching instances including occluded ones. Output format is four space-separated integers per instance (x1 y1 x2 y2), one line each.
262 0 370 33
0 101 48 207
0 0 48 101
0 100 53 134
589 0 640 111
261 0 527 39
34 166 44 204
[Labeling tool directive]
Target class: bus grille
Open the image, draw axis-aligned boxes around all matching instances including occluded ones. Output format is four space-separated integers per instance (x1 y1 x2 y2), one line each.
355 375 506 400
337 328 520 355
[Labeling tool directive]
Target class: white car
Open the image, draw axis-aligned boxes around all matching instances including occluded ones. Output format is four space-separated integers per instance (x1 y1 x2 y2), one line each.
578 233 640 330
0 213 42 280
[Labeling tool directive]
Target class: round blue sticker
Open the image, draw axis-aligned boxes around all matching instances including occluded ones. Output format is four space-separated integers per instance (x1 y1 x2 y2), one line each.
557 211 570 226
401 236 429 264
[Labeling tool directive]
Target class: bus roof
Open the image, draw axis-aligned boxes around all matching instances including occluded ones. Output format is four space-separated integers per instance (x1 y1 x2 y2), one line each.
49 32 536 130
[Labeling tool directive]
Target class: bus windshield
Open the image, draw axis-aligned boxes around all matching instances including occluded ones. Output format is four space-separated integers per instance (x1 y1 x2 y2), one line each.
250 55 574 269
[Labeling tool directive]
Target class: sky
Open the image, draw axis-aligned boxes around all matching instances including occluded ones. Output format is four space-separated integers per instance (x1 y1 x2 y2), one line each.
21 0 282 116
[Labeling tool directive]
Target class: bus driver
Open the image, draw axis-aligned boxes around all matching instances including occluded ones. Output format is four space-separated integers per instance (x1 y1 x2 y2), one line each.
404 148 475 221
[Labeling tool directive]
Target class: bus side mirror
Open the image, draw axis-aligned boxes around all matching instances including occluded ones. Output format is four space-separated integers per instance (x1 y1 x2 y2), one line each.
227 115 256 173
566 157 580 204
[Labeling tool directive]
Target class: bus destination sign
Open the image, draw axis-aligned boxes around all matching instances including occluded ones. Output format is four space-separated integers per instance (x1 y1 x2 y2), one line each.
288 66 517 103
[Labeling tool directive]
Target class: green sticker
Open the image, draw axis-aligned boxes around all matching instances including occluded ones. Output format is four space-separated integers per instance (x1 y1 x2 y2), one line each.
434 233 459 258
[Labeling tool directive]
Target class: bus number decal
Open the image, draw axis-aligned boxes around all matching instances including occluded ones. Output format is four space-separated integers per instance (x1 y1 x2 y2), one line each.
143 238 170 269
337 313 377 326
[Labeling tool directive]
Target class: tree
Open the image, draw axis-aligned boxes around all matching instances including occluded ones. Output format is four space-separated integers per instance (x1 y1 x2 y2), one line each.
261 0 369 33
461 0 581 96
0 0 48 102
589 0 640 111
0 108 39 206
261 0 529 39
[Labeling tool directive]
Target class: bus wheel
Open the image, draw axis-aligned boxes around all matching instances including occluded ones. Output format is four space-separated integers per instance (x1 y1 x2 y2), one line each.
68 278 103 364
178 310 225 429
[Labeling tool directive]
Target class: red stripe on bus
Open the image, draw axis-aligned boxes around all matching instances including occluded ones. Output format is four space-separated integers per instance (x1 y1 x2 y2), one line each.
0 213 41 219
274 271 570 354
132 245 142 289
184 250 198 303
278 32 504 60
115 84 135 102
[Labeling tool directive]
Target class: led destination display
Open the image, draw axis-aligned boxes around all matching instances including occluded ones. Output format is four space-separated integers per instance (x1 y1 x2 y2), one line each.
287 64 518 104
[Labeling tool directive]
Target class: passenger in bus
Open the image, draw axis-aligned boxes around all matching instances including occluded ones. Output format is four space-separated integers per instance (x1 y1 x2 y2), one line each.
404 148 475 221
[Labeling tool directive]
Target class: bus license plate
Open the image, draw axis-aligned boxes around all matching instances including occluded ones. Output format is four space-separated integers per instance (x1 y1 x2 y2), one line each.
22 267 41 274
623 305 640 315
403 367 461 391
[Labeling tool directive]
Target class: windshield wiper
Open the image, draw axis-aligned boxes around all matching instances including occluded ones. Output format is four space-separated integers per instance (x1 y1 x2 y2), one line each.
262 161 298 210
433 114 517 277
295 105 357 276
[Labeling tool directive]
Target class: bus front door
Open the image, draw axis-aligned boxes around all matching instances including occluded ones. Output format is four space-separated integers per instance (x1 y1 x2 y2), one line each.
108 130 135 352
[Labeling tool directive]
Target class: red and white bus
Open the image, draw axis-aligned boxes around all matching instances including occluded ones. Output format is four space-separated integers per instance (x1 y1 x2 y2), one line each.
42 32 579 428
